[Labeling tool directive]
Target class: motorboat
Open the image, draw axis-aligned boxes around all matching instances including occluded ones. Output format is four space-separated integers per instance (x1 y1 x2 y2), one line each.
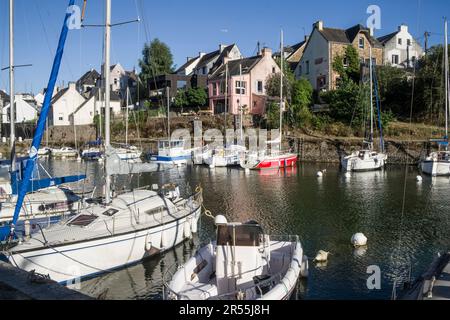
50 147 79 158
149 140 192 165
204 145 247 168
164 216 308 300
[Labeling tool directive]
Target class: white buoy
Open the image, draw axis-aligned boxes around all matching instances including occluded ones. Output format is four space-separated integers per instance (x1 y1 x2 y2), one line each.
317 171 323 177
314 250 331 262
183 219 192 238
345 172 352 178
351 233 368 247
416 175 423 182
77 156 82 162
61 156 66 160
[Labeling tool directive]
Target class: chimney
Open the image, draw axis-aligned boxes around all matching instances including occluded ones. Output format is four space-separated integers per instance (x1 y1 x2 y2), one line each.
314 20 324 31
199 52 206 58
304 35 310 42
261 47 272 58
399 24 408 33
69 82 76 90
219 44 227 52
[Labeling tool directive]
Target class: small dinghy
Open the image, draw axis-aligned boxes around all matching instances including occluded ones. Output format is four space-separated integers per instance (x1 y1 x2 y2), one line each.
164 216 308 300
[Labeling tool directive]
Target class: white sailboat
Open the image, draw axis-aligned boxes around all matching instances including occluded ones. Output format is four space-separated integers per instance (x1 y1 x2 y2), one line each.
1 0 203 284
341 44 387 172
420 19 450 177
203 144 247 168
165 216 308 300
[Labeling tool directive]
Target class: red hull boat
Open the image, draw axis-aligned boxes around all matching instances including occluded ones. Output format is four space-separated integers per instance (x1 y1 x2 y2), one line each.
241 153 298 170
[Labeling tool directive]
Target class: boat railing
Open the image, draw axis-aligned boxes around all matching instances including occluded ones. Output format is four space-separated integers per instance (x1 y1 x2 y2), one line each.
162 234 300 301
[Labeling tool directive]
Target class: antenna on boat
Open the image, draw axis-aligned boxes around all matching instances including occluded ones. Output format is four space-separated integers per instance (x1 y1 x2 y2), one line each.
9 0 15 155
369 43 374 150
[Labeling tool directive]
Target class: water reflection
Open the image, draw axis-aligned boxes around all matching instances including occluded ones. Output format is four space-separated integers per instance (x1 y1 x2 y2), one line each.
35 160 450 300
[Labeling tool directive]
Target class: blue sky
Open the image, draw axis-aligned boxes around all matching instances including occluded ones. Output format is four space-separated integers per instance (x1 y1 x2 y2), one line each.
0 0 449 94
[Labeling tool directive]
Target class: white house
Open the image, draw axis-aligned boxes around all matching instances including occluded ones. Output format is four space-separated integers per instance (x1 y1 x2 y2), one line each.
49 82 86 127
0 90 9 113
378 25 424 68
34 87 59 110
2 93 38 124
69 88 122 126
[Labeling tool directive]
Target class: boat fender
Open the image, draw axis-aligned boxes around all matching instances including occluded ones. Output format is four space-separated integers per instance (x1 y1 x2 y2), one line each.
314 251 330 263
300 255 309 278
317 171 323 177
145 232 152 252
184 219 192 239
416 175 423 182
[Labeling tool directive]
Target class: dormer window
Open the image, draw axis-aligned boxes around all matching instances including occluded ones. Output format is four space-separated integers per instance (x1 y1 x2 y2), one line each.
359 37 365 49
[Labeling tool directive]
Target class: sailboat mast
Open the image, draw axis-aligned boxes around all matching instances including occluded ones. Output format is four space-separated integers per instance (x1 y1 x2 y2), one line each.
167 86 170 141
104 0 112 203
280 29 284 150
239 63 243 141
9 0 15 151
126 87 129 146
224 62 228 131
369 44 374 147
445 18 449 140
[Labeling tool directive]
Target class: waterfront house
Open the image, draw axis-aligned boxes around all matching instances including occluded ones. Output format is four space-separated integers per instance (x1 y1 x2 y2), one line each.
274 37 309 71
295 21 383 91
69 88 121 126
76 69 101 98
34 87 59 110
2 93 38 124
0 90 10 115
49 82 86 127
378 24 424 69
178 44 242 76
208 47 280 115
147 74 207 105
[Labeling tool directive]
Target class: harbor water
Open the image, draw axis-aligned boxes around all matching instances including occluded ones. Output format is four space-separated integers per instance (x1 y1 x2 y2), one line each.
40 159 450 300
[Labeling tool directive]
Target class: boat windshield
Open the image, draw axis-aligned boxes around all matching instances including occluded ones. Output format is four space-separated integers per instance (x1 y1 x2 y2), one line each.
68 215 98 227
217 224 264 247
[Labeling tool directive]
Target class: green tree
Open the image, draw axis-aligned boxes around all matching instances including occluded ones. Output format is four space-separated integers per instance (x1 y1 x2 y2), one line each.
290 78 313 127
332 45 361 84
174 90 188 111
139 38 174 84
266 102 281 129
186 87 208 108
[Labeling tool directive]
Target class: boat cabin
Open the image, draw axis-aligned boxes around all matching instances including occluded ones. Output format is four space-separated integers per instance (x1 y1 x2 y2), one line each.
215 222 268 297
157 140 187 157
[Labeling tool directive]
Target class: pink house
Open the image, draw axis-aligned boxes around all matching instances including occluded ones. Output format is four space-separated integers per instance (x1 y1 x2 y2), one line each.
208 48 280 115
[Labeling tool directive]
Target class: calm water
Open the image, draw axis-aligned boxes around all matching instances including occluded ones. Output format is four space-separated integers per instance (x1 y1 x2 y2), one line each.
41 159 450 300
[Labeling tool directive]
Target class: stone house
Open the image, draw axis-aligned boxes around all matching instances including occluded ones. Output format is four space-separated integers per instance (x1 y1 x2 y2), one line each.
295 21 384 91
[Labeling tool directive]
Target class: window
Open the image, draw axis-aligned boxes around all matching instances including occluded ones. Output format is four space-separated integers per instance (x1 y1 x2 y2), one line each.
177 80 187 89
298 65 303 76
145 206 165 216
359 37 365 49
220 81 226 94
59 117 64 121
343 57 349 67
68 215 98 227
398 38 402 45
114 78 118 86
272 67 276 74
306 61 310 74
103 208 119 217
257 81 263 93
202 66 207 75
235 81 246 95
213 83 218 96
317 76 326 89
407 39 411 46
392 54 399 65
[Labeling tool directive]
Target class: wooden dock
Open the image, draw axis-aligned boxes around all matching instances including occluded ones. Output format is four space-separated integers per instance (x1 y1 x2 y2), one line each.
0 261 93 300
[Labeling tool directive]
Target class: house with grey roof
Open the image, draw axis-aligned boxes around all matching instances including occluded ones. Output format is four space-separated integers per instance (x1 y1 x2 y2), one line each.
2 93 37 124
274 36 309 71
76 69 101 97
295 21 384 91
378 24 423 69
0 90 10 114
208 47 280 115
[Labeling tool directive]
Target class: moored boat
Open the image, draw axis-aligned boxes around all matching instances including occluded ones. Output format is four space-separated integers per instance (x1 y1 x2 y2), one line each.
164 216 308 300
51 147 79 158
341 149 387 172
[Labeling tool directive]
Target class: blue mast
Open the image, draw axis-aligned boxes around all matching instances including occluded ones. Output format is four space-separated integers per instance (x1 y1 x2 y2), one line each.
0 0 75 241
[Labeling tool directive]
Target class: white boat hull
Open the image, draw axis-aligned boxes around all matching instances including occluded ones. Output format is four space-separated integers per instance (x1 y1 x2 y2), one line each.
6 208 201 284
341 153 387 172
421 160 450 176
